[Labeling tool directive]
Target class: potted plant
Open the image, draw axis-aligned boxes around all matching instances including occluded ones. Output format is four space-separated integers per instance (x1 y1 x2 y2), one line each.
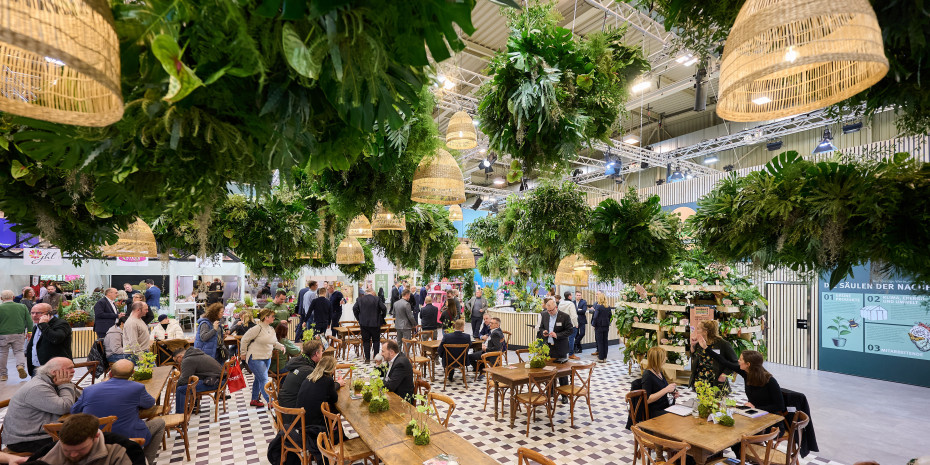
404 394 434 444
301 327 317 344
63 309 91 327
352 379 364 395
131 352 156 381
527 338 550 369
828 316 852 347
694 381 720 419
361 386 373 403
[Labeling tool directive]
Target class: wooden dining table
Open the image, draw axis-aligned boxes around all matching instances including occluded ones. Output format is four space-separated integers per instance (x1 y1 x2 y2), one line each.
334 385 499 464
636 411 784 465
485 361 575 426
416 339 484 382
137 365 174 419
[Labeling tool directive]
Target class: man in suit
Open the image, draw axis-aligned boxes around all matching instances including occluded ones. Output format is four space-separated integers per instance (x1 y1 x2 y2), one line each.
92 288 123 339
418 296 440 340
468 317 504 380
559 291 579 359
300 280 318 328
381 340 414 403
25 303 72 376
574 291 588 354
328 284 346 337
294 281 310 341
389 281 400 315
438 319 472 382
353 287 386 363
538 299 573 398
392 290 416 353
418 286 428 307
405 291 420 331
309 287 333 335
143 279 161 313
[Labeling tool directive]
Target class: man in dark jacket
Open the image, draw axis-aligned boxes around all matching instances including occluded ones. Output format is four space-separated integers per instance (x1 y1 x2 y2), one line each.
27 413 146 465
308 289 332 335
438 319 472 381
574 291 588 354
353 287 386 363
328 285 345 337
538 299 573 395
418 297 439 340
92 288 123 339
172 347 223 413
278 340 322 423
294 282 310 342
389 281 400 315
25 303 72 376
468 317 504 378
381 340 414 403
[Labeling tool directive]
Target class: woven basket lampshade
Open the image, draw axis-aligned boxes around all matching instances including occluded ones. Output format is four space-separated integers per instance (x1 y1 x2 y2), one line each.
411 148 466 205
371 204 406 231
717 0 888 122
445 111 478 150
335 237 365 265
449 242 476 270
347 215 373 238
101 218 157 258
573 256 594 271
555 255 582 286
0 0 123 126
448 204 463 222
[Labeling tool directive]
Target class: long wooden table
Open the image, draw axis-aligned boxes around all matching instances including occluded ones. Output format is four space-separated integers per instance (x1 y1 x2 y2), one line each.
636 411 783 465
486 362 575 426
334 385 498 464
137 365 173 418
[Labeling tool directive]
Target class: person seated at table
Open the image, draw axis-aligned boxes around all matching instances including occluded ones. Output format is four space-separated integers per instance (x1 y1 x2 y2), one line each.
172 347 224 414
230 310 256 336
438 319 471 382
439 299 459 330
122 303 151 356
698 340 786 415
418 296 440 340
278 340 324 422
1 357 78 453
468 317 504 380
476 312 492 340
104 317 131 364
70 360 165 465
272 321 300 374
381 340 415 403
150 314 184 341
27 413 146 465
296 356 345 429
642 347 679 418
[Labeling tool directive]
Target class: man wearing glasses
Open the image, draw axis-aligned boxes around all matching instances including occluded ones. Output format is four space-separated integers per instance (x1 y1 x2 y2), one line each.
25 303 73 377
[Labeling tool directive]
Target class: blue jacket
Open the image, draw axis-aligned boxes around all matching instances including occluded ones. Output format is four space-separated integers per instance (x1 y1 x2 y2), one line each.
194 317 219 358
144 286 161 309
592 304 612 329
71 378 156 444
576 298 588 325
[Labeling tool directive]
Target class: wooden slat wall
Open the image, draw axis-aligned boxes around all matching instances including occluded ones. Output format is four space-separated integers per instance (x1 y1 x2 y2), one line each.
488 308 620 349
72 327 97 358
764 283 812 368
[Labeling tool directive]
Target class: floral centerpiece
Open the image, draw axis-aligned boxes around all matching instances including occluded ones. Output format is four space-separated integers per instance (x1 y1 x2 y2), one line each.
63 309 91 327
352 379 364 395
405 394 435 445
511 288 542 314
527 338 550 369
694 380 736 426
131 352 156 381
301 327 317 344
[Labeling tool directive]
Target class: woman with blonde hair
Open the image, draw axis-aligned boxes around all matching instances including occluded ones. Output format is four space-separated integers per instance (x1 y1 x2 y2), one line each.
241 309 285 407
296 355 345 428
689 319 738 394
643 347 679 416
591 293 612 363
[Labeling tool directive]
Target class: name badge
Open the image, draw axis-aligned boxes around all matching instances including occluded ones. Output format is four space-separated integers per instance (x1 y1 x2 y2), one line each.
712 349 721 355
555 322 562 327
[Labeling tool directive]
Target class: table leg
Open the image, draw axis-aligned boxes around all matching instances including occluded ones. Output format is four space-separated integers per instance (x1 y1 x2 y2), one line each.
509 383 517 428
691 447 711 465
493 380 499 421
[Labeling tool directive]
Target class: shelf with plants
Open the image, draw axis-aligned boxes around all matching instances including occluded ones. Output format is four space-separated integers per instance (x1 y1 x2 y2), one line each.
632 322 660 331
668 284 726 293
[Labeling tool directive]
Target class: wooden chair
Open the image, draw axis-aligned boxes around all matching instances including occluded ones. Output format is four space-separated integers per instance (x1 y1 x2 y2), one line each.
441 344 470 389
631 425 690 465
478 351 506 414
517 447 557 465
155 369 181 416
474 350 502 382
196 357 233 421
708 428 780 465
326 336 343 359
515 348 530 363
159 375 198 461
427 392 456 427
154 339 189 366
268 349 288 390
335 363 354 386
554 362 595 427
264 380 279 418
513 370 556 437
270 401 314 465
342 323 362 358
320 404 377 464
414 378 431 402
748 411 810 465
626 389 649 465
403 337 432 382
502 330 512 364
0 399 31 457
130 438 146 446
43 415 117 440
72 360 99 389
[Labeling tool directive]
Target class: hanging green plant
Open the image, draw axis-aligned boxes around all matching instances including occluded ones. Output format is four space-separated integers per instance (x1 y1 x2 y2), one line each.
689 151 930 288
370 204 458 279
579 188 683 284
476 1 649 175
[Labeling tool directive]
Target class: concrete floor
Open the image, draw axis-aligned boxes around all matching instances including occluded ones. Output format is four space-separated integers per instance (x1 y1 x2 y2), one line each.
2 341 928 464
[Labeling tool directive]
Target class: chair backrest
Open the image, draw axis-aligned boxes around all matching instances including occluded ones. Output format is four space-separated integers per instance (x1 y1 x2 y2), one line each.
264 380 279 406
271 401 306 457
571 362 594 393
783 411 811 465
320 403 347 460
739 428 781 465
517 447 557 465
626 389 649 425
335 363 354 385
44 416 118 441
72 361 98 389
427 392 456 427
327 336 342 352
631 425 690 465
402 338 419 359
442 344 470 369
269 349 283 373
515 348 530 363
182 375 200 422
415 379 431 400
481 351 503 370
527 371 557 398
217 357 234 390
162 369 182 415
316 432 338 463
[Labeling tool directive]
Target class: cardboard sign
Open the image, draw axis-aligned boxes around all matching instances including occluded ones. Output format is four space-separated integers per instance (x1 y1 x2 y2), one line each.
690 306 714 328
23 248 62 266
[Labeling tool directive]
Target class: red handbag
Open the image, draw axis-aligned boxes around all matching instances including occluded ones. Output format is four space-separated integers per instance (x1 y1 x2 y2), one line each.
226 358 246 392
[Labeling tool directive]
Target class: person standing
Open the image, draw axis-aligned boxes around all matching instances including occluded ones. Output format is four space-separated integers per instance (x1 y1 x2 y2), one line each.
265 290 291 327
559 292 579 360
240 309 284 407
392 290 415 353
689 319 738 394
0 290 32 381
328 285 346 338
389 281 400 315
574 291 588 354
353 287 386 363
206 278 223 305
20 287 37 311
143 279 161 314
194 303 225 363
121 283 138 308
92 288 123 340
405 290 420 330
294 280 310 341
40 284 66 312
122 302 151 357
591 293 611 363
308 287 332 336
466 288 488 338
418 296 439 340
25 303 72 376
299 280 318 327
538 299 573 399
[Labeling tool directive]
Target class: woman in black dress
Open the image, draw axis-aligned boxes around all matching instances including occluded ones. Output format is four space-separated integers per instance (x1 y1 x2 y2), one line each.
642 346 680 417
296 356 345 428
689 319 738 395
696 338 786 414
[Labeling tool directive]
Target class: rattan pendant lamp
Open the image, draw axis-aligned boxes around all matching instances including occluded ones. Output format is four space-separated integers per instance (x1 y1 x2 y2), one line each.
447 204 463 222
371 203 406 231
573 256 594 271
0 0 123 126
335 237 365 265
555 254 588 287
445 111 478 150
411 148 466 205
449 241 475 270
347 215 373 238
101 218 158 258
717 0 888 122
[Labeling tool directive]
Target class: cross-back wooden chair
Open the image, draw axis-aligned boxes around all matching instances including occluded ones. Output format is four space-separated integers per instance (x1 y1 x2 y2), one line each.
403 336 432 381
159 375 198 461
749 411 810 465
414 378 431 403
501 331 512 364
474 350 502 382
43 415 117 440
196 357 233 421
320 404 377 464
708 428 780 465
517 447 557 465
427 392 456 427
72 360 98 390
481 352 512 420
326 336 342 360
631 425 690 465
554 362 595 427
515 348 530 363
264 380 279 418
154 339 189 366
270 401 314 465
441 343 470 389
268 349 288 391
157 369 181 416
342 323 362 358
626 389 649 465
513 370 556 437
335 363 354 386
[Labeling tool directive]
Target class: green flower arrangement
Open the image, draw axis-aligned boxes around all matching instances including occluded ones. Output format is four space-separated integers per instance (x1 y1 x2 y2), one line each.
404 394 435 445
352 379 365 395
131 352 157 381
527 338 550 369
301 328 317 344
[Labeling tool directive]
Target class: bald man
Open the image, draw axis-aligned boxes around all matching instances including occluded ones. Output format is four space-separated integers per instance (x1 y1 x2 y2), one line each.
3 357 77 453
24 303 72 376
71 359 165 465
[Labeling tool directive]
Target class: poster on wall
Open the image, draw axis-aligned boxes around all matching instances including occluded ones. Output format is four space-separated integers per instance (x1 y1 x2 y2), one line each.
375 274 389 294
23 248 62 266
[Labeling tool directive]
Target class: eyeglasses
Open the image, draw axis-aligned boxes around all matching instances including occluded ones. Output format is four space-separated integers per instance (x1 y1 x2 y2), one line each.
30 311 47 315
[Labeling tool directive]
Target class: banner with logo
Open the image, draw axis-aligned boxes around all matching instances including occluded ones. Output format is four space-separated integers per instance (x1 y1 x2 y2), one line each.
195 254 223 268
23 248 63 266
116 256 149 267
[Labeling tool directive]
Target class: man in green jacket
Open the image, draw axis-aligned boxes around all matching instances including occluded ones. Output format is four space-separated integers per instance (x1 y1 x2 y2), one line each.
0 289 32 381
265 290 291 328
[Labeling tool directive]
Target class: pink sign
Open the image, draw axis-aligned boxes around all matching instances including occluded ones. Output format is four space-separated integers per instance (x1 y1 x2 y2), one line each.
117 256 148 266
